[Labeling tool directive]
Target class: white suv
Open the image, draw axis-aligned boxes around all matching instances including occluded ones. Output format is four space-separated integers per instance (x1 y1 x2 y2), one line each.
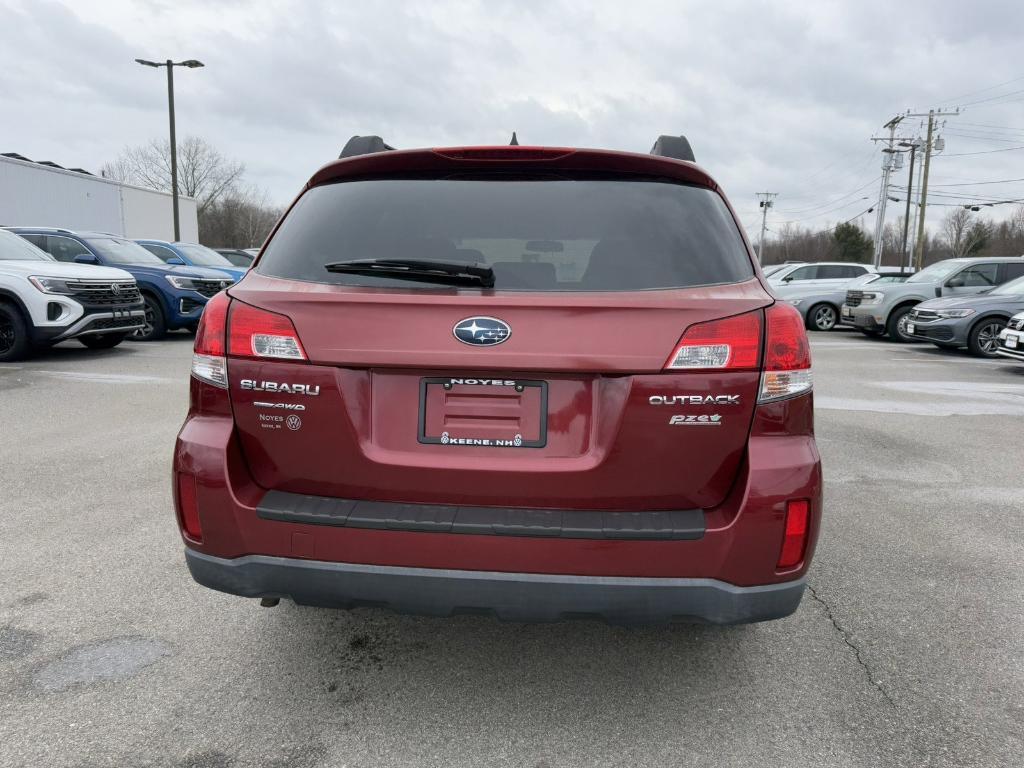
768 261 875 288
0 229 145 361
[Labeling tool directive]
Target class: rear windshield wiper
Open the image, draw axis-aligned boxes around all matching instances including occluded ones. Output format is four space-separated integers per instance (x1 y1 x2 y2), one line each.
324 258 495 288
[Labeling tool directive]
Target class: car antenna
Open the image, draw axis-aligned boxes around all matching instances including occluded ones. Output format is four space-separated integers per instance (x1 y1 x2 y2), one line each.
509 131 519 146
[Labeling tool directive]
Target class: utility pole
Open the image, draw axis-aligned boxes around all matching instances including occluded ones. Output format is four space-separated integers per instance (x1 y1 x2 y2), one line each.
908 108 958 270
908 150 924 263
755 192 776 263
869 116 904 268
899 139 920 272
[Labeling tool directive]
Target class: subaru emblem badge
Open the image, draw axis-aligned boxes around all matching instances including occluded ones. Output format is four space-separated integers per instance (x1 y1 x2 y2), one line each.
453 316 511 346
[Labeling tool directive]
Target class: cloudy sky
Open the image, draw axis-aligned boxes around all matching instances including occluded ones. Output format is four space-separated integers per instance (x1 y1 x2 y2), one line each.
3 0 1024 242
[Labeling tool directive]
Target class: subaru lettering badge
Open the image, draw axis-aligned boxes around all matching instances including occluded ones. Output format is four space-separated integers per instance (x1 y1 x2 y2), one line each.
453 316 511 346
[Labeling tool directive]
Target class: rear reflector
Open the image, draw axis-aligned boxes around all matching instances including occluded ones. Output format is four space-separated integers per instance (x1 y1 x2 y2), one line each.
194 291 229 356
191 291 230 388
778 499 810 569
176 472 202 542
664 311 762 370
228 301 307 361
759 303 813 403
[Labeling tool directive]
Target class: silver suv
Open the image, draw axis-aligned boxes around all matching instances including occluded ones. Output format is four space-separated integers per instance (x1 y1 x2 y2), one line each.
842 257 1024 342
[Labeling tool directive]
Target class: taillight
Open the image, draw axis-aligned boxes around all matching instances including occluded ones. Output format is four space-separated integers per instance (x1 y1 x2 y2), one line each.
176 472 202 541
777 499 810 569
228 301 307 360
664 311 762 370
191 291 229 388
759 303 813 402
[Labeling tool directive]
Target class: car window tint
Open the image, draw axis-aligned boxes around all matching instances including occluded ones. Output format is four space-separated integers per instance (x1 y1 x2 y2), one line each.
45 236 91 262
140 244 177 262
786 266 818 281
956 263 998 287
258 177 755 292
816 265 860 279
999 262 1024 283
0 230 52 261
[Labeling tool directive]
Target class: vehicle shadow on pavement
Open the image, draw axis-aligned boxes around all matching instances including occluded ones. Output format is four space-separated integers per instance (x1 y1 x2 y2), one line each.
184 597 907 764
221 599 868 736
23 332 195 362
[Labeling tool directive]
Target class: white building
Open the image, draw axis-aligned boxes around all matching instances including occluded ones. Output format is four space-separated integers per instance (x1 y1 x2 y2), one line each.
0 152 198 241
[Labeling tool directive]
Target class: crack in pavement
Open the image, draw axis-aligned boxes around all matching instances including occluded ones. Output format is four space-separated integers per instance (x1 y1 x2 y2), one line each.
807 583 897 710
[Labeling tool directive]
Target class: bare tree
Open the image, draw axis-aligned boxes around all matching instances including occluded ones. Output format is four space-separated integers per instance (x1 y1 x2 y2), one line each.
101 137 245 214
942 208 990 258
198 185 281 247
879 222 903 266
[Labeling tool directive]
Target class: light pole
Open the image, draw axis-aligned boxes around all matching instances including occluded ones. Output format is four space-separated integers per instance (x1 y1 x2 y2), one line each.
755 192 777 263
135 58 204 241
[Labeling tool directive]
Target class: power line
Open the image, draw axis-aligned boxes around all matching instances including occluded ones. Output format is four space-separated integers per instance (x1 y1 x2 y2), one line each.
938 145 1024 157
944 130 1024 144
928 177 1024 187
802 206 876 238
776 146 882 203
777 194 875 223
958 87 1024 107
782 145 878 192
773 175 881 215
939 74 1024 104
956 121 1024 133
943 126 1024 138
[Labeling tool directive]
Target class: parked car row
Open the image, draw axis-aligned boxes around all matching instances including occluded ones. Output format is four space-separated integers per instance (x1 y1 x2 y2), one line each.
0 225 258 361
765 255 1024 363
842 257 1024 356
774 267 911 331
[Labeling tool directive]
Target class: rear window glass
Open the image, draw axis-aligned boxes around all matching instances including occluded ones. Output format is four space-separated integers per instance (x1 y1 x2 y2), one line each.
258 177 754 291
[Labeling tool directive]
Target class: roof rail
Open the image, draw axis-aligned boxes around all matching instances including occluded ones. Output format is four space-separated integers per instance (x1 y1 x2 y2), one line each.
650 135 695 162
5 226 76 235
339 135 395 159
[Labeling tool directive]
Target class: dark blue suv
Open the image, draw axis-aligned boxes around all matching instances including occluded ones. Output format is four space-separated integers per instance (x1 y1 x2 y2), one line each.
8 228 236 340
135 239 248 282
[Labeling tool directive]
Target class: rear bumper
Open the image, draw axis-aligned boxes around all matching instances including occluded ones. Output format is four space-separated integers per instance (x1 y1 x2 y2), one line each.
174 387 822 622
185 548 806 625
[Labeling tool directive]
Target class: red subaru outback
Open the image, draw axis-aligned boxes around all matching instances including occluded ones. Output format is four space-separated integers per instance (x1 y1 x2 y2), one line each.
174 135 821 625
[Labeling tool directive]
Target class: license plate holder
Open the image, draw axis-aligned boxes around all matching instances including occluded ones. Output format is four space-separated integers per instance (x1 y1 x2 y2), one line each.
418 377 548 448
1006 332 1019 349
842 306 853 318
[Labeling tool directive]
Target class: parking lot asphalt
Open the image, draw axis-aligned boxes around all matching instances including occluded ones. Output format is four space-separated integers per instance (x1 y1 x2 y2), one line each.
1 331 1022 768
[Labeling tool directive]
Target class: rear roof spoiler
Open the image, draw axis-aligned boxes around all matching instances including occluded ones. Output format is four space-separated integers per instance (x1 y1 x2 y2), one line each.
650 135 695 162
339 135 395 159
341 134 696 162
